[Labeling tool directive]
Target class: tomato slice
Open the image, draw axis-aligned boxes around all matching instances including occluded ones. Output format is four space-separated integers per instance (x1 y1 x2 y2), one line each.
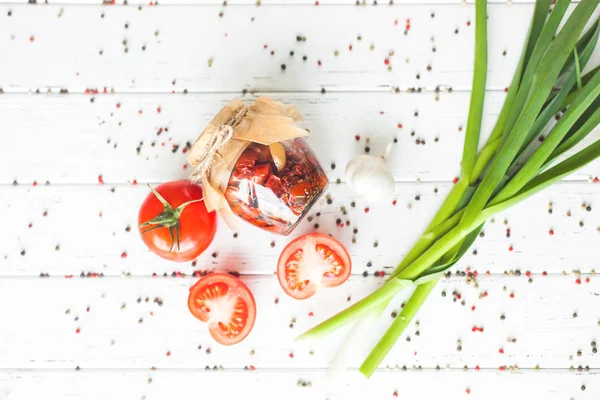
277 233 352 300
188 273 256 345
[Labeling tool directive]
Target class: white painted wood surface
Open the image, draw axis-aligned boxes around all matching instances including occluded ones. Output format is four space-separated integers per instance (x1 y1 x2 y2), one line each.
4 4 599 92
2 93 600 184
2 1 600 399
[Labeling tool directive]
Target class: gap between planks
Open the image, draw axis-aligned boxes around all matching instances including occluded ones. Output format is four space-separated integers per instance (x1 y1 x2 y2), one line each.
0 272 584 279
1 177 596 185
0 88 495 94
0 367 594 372
0 1 580 5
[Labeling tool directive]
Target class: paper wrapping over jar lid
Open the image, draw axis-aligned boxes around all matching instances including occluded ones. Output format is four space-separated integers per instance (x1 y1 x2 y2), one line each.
188 96 309 231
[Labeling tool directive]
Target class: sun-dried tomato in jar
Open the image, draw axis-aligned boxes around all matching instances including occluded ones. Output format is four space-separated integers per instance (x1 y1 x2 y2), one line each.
225 139 328 235
188 96 327 235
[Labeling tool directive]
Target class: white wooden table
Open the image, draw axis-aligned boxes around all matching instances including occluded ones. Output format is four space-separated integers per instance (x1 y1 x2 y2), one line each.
1 1 600 399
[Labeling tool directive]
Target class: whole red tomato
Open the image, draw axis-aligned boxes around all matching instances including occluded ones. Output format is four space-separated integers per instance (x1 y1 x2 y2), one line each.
138 180 217 262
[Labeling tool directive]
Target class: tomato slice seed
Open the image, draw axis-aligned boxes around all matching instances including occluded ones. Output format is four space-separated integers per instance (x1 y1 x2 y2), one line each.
285 249 309 290
216 297 248 337
193 281 230 314
317 244 344 278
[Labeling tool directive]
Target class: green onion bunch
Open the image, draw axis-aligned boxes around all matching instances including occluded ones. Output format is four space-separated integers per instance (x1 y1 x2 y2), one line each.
298 0 600 378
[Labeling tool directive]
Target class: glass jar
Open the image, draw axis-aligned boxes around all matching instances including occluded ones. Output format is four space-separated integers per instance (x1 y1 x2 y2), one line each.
224 138 328 235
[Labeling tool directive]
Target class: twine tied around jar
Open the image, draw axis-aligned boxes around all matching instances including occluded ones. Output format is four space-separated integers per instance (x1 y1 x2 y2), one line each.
187 96 309 231
189 106 248 184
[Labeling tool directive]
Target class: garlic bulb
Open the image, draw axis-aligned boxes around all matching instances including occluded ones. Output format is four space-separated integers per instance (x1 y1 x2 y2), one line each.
345 144 395 204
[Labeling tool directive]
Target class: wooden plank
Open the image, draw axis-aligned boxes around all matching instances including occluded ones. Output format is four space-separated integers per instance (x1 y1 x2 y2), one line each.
0 275 598 369
1 3 571 92
0 0 569 5
0 370 597 400
2 182 600 276
3 92 600 185
0 91 497 184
